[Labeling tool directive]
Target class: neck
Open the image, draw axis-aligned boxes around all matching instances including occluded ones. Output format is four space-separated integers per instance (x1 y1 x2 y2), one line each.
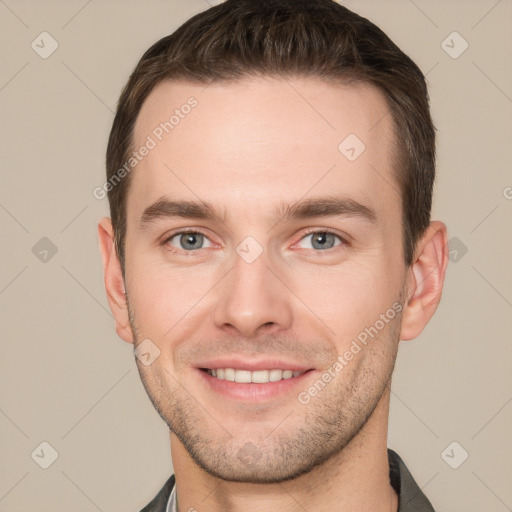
170 388 397 512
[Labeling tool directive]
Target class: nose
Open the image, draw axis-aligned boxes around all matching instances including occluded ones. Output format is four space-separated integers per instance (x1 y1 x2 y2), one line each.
212 247 293 338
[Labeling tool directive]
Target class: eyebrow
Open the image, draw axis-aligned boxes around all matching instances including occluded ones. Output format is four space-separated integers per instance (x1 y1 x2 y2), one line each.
139 195 377 229
276 196 376 224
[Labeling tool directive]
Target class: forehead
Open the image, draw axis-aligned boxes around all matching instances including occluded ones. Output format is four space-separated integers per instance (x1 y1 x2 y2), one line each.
127 76 398 224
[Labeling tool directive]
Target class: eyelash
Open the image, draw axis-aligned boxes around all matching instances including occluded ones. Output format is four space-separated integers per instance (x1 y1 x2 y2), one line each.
160 228 348 255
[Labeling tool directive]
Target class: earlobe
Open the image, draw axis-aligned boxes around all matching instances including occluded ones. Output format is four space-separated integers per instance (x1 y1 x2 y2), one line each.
400 221 449 341
97 217 134 344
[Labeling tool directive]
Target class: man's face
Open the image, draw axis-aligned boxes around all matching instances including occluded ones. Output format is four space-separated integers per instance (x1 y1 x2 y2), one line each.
124 76 407 483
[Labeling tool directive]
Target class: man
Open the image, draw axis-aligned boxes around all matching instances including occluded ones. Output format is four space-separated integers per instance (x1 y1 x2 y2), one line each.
98 0 448 510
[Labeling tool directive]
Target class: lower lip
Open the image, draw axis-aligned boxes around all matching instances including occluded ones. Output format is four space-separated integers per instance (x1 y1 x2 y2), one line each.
196 368 316 402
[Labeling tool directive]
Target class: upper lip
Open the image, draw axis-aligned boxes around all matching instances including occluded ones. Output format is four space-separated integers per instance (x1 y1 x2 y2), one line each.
196 358 312 372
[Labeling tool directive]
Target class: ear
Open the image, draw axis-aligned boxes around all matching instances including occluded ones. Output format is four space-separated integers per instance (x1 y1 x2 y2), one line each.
400 221 449 341
97 217 134 344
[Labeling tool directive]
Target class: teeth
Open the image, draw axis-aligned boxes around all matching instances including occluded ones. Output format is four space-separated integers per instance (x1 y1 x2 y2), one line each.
269 369 283 382
224 368 235 381
252 370 269 383
207 368 306 383
235 370 252 383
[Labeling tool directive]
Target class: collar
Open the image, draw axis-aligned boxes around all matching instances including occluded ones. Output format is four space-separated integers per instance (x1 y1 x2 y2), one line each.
166 484 176 512
161 448 435 512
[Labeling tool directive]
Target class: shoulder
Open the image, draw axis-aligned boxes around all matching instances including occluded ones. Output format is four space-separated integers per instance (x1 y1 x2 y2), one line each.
139 474 175 512
388 448 436 512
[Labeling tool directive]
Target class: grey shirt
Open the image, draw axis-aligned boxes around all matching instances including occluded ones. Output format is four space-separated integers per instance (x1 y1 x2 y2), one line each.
140 448 435 512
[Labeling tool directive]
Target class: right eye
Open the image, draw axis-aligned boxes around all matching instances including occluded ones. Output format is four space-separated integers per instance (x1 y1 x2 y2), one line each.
162 230 214 252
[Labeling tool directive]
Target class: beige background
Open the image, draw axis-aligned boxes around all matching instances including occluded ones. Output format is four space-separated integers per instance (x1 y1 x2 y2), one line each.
1 0 511 510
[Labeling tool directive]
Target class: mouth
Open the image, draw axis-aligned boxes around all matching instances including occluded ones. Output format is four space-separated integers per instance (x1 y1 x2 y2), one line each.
196 365 316 402
201 368 307 383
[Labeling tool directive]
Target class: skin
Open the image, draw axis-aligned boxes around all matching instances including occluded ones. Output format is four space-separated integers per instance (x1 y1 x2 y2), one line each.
98 76 448 512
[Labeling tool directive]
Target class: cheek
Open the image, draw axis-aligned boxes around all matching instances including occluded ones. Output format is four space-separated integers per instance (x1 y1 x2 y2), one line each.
288 257 401 344
127 256 218 337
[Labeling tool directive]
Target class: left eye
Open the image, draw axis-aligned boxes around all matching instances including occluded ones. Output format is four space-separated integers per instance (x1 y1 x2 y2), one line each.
166 232 213 251
297 231 343 250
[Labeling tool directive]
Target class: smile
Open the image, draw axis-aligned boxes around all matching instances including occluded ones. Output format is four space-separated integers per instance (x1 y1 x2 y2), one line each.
203 368 306 383
197 366 316 402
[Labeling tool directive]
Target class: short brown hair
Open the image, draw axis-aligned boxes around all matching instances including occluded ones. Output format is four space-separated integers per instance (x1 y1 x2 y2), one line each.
106 0 435 273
